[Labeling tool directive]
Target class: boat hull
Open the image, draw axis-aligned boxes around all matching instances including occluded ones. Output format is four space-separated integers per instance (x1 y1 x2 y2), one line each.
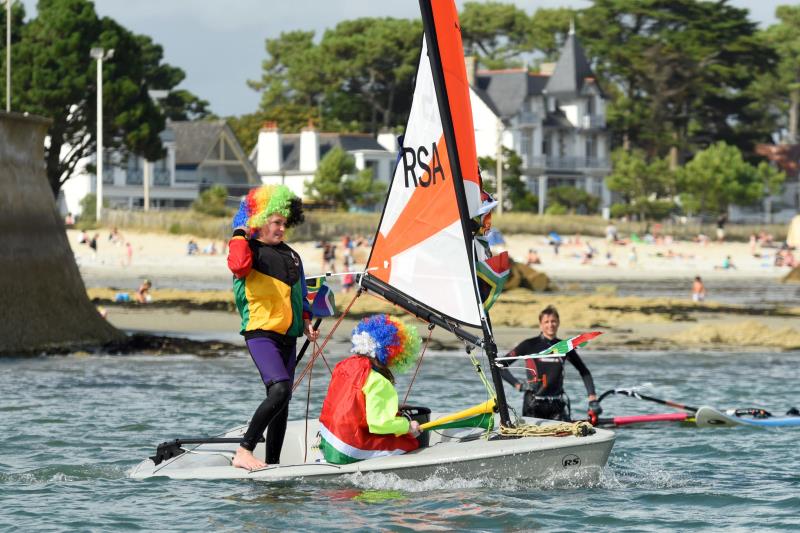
130 416 615 482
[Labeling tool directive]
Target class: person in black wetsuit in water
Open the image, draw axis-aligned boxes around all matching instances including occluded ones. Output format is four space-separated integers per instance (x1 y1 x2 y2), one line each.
499 305 602 421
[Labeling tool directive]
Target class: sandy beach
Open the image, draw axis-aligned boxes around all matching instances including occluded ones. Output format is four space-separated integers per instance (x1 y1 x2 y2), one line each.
68 228 792 287
68 228 800 353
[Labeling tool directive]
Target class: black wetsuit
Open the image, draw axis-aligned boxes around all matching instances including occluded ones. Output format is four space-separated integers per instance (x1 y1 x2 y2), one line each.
499 334 596 421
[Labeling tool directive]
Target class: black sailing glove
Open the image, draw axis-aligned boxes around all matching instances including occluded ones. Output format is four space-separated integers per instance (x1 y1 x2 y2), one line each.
588 400 603 417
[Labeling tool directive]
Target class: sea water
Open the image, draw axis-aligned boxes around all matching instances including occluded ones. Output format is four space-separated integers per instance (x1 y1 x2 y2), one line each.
1 349 798 531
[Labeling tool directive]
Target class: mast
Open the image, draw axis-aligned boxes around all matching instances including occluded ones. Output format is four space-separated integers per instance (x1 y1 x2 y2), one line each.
418 0 513 427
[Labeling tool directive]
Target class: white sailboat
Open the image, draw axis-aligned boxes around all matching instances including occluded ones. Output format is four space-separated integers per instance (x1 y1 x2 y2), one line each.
130 0 614 482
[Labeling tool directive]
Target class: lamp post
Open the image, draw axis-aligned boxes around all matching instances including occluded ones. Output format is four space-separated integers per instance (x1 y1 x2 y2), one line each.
6 0 11 112
90 47 114 222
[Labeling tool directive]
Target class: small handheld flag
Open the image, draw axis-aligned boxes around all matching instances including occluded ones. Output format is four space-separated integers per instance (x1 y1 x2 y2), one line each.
495 331 603 362
310 284 336 318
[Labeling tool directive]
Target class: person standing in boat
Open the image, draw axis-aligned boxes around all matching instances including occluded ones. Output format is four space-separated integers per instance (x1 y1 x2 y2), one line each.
318 314 422 464
499 305 602 422
227 185 318 471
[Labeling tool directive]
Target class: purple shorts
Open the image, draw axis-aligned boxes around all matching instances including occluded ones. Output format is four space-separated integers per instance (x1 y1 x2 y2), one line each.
245 337 297 387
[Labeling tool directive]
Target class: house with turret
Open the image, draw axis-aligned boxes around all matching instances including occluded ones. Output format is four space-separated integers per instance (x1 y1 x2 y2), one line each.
468 26 612 213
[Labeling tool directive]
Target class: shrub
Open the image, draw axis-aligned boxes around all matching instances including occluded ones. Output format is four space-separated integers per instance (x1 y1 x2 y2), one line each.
192 185 231 217
545 203 568 215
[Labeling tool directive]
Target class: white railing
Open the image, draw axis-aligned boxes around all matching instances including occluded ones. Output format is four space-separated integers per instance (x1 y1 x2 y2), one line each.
522 156 610 170
580 115 606 129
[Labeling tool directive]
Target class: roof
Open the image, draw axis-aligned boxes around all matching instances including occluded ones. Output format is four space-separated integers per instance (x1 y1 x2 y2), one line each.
544 31 599 98
169 120 226 166
169 119 258 182
475 70 531 118
277 133 388 171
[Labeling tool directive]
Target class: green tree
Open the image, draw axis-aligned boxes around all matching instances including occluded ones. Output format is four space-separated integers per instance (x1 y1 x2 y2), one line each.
11 0 208 196
547 186 599 214
460 2 530 69
527 8 575 62
305 147 386 210
249 20 420 134
677 142 764 215
192 184 230 217
478 148 538 212
580 0 776 160
755 6 800 143
606 148 675 219
320 18 421 132
755 161 786 198
248 30 324 131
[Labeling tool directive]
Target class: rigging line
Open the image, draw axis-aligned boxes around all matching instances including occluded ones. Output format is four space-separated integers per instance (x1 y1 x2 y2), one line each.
402 323 435 406
305 267 378 280
292 290 362 391
303 349 313 464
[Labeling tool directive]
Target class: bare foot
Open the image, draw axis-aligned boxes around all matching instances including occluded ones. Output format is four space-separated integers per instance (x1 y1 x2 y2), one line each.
232 446 267 471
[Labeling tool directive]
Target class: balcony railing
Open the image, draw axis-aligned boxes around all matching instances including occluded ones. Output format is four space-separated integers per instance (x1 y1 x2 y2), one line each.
126 168 143 185
153 168 171 186
522 155 610 170
580 115 606 129
517 111 539 125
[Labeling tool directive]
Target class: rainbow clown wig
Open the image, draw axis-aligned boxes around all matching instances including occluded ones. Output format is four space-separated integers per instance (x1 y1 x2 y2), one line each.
232 185 304 232
351 315 421 374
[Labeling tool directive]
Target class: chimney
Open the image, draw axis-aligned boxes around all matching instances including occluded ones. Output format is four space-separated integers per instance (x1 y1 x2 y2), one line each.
377 130 398 154
256 121 281 174
539 62 556 76
464 55 477 86
299 120 319 172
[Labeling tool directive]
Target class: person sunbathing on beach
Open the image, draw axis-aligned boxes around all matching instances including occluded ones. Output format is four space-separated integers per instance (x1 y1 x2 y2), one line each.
714 255 737 270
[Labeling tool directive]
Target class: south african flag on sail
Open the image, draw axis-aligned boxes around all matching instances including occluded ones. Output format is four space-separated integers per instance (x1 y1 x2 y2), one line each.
306 277 336 317
476 250 510 311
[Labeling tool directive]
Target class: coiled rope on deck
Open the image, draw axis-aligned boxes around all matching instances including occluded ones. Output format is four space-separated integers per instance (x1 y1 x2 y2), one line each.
499 420 595 438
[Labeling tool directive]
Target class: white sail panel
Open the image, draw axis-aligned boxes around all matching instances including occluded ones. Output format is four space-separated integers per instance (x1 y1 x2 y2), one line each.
367 39 483 327
386 221 479 325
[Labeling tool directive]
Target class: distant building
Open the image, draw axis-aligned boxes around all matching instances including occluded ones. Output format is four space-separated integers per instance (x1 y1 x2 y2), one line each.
468 25 612 213
745 143 800 223
59 120 258 216
251 122 397 201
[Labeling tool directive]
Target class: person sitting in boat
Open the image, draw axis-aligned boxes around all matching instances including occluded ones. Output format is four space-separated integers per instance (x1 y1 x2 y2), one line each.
318 314 422 464
227 184 319 471
498 305 602 422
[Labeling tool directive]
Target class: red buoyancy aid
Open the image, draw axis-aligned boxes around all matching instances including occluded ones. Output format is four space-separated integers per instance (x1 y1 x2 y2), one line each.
319 356 419 462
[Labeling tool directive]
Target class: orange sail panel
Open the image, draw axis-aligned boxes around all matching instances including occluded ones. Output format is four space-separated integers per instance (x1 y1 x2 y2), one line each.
367 16 483 327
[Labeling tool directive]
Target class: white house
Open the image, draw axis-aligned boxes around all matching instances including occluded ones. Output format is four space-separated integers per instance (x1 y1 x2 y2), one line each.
468 26 612 213
251 122 398 200
59 120 258 216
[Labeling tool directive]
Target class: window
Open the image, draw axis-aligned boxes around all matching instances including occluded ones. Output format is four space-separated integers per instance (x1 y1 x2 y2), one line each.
587 96 595 115
542 134 551 157
520 129 532 164
586 134 597 158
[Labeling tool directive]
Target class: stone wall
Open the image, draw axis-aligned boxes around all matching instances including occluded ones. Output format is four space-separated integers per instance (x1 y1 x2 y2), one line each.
0 112 124 354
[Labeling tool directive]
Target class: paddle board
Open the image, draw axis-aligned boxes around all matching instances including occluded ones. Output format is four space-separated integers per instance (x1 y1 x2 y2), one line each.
694 406 800 428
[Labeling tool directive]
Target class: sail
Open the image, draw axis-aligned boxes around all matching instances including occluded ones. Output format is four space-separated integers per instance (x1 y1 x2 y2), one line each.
366 0 483 327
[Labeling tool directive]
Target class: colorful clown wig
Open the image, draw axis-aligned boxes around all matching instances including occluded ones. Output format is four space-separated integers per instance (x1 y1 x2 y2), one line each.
351 315 421 374
232 185 304 231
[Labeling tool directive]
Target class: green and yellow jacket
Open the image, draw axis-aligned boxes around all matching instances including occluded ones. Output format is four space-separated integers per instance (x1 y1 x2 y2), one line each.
228 229 311 341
